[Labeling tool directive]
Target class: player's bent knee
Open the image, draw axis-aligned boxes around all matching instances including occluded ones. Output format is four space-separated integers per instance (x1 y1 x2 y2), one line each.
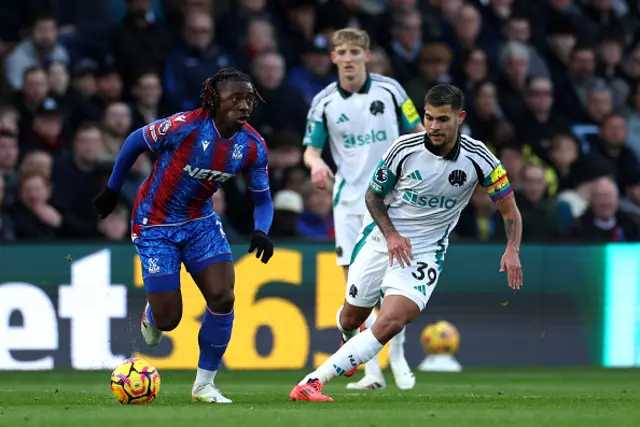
371 317 405 345
339 304 371 331
149 306 182 331
206 288 235 313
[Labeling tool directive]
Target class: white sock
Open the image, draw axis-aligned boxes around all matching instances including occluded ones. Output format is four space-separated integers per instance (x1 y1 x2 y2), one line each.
298 329 384 385
362 310 384 379
389 326 406 361
335 307 383 379
194 368 217 385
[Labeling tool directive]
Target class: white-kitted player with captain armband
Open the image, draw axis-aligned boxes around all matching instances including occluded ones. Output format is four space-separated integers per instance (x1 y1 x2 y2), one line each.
290 83 523 402
301 28 424 390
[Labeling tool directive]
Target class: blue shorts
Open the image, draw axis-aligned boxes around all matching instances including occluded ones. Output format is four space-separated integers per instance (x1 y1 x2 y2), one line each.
132 215 233 293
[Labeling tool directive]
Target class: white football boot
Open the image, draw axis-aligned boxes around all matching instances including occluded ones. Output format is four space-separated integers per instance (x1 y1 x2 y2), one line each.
389 330 416 390
140 303 163 346
346 375 387 390
192 383 232 403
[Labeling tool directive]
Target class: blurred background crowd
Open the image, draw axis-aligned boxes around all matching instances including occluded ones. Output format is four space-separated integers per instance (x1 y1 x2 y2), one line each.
0 0 639 244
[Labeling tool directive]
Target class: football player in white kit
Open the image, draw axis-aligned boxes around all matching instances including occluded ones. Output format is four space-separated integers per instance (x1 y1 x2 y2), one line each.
290 84 523 402
302 28 424 390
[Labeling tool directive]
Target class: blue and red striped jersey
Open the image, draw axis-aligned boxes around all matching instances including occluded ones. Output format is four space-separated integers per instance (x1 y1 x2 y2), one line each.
132 108 269 226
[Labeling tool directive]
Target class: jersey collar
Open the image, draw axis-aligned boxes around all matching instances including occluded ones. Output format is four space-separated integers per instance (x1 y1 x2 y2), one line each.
423 132 461 161
337 73 372 99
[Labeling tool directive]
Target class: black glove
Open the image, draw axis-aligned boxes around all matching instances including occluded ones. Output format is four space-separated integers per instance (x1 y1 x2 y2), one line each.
92 187 120 219
248 230 274 264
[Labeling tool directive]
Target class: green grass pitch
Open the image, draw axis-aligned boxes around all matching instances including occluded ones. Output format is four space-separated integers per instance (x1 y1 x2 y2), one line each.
1 368 639 427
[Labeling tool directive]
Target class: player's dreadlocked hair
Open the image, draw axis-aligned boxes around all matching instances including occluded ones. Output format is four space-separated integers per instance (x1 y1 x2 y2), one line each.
201 68 265 112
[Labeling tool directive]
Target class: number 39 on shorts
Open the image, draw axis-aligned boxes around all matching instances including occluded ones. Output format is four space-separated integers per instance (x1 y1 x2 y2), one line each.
408 261 438 297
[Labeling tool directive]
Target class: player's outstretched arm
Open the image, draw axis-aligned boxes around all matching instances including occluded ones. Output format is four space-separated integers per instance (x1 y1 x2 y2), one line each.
495 193 523 290
303 146 333 190
92 128 149 218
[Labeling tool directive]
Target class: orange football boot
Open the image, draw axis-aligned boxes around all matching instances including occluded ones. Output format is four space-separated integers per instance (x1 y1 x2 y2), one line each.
289 379 333 402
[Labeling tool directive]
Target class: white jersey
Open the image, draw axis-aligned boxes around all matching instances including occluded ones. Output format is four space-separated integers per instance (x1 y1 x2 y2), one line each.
361 132 513 260
302 73 421 215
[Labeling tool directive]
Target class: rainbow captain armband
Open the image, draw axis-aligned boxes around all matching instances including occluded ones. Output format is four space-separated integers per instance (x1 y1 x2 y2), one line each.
483 163 513 202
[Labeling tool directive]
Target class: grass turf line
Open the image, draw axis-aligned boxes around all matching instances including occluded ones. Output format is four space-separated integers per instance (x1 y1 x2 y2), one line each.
0 368 639 427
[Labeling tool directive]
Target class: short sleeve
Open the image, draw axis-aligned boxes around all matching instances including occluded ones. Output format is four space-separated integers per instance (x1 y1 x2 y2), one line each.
375 75 421 132
369 141 413 196
141 112 190 152
302 90 329 148
244 134 270 192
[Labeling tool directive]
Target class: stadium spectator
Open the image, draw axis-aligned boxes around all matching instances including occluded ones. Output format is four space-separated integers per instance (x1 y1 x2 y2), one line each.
567 176 639 241
270 189 303 238
594 113 640 195
128 70 173 131
286 35 336 107
465 80 503 145
12 67 49 135
4 12 69 90
297 182 334 240
51 123 103 238
164 10 233 111
387 8 423 84
0 174 16 241
9 171 63 240
494 164 563 241
111 0 172 90
21 97 67 157
405 42 454 117
502 12 550 80
517 78 563 152
249 52 307 137
455 48 489 97
0 129 19 207
99 101 133 162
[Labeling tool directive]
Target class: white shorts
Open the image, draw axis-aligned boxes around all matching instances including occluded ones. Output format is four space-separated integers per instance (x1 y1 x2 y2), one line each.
333 207 364 266
345 241 441 312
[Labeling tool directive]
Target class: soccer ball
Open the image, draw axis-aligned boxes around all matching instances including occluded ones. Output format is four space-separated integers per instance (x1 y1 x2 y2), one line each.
421 320 460 355
110 358 161 404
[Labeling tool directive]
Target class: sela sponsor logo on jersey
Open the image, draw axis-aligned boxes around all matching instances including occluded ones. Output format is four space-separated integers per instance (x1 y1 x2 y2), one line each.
402 191 458 209
343 130 388 148
183 165 233 182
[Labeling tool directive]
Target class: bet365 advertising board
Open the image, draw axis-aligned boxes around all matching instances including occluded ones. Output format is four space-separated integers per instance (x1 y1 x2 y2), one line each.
0 243 638 370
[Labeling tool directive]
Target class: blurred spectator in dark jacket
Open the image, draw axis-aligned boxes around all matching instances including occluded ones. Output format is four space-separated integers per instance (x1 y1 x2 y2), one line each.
0 175 16 241
9 171 65 240
111 0 172 90
21 97 68 157
297 182 334 240
455 184 498 241
50 122 104 238
286 35 337 107
129 70 174 130
12 67 49 136
494 164 563 241
250 52 307 137
386 8 423 85
568 176 639 241
0 129 19 207
164 11 233 111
